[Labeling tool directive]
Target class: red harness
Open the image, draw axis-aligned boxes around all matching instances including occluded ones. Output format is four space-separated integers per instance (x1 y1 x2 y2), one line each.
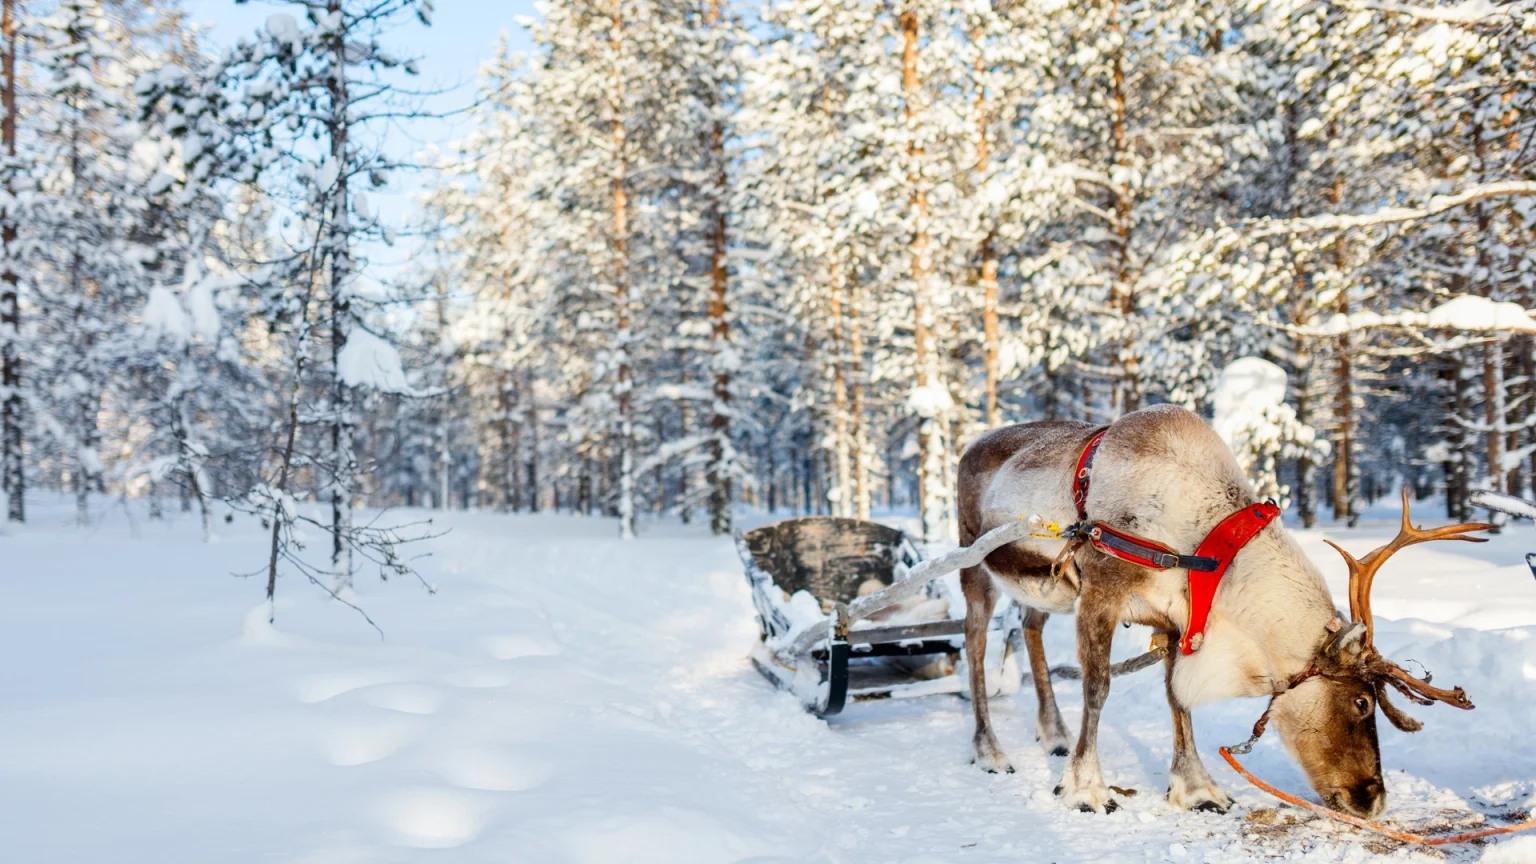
1070 429 1280 655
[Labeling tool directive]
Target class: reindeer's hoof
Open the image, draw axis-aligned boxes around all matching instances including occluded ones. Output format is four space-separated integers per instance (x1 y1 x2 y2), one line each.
1035 723 1073 757
1056 769 1116 813
973 736 1015 775
1054 784 1063 796
1167 776 1234 814
1074 799 1119 814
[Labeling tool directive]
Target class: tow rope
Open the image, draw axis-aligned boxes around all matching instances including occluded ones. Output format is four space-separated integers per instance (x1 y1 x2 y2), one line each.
1067 429 1281 654
1218 683 1536 846
1219 746 1536 846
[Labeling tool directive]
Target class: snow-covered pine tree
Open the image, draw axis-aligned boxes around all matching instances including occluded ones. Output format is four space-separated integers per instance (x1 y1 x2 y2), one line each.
1032 0 1258 420
425 44 550 514
26 0 155 525
140 0 436 598
512 0 721 536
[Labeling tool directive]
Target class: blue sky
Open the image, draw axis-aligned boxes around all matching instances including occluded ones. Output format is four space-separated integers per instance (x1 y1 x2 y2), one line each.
181 0 541 278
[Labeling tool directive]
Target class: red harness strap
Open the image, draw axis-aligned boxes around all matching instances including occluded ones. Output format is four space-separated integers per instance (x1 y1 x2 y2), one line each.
1181 500 1280 653
1072 429 1108 521
1068 430 1281 656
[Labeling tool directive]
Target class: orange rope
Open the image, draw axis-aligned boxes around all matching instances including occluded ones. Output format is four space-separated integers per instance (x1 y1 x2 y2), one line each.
1220 747 1536 846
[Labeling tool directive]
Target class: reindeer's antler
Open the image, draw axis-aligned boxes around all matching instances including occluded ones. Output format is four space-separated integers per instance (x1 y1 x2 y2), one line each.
1323 486 1490 714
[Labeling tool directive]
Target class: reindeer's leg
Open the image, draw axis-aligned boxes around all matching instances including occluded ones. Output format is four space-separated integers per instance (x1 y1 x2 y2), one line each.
1023 608 1071 756
1163 647 1232 813
1054 586 1119 813
961 565 1012 774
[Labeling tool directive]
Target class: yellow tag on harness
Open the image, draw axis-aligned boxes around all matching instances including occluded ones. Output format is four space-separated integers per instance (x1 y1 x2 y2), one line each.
1028 515 1064 539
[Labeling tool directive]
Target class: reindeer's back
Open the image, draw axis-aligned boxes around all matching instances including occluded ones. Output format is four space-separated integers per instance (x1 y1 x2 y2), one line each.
1089 405 1260 554
962 406 1252 547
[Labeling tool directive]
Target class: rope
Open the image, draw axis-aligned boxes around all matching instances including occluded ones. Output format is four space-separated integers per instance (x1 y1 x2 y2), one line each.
1219 746 1536 846
1019 649 1162 684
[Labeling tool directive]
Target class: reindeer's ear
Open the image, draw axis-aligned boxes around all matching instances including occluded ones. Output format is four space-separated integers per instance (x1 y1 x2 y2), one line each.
1323 619 1367 661
1376 682 1424 732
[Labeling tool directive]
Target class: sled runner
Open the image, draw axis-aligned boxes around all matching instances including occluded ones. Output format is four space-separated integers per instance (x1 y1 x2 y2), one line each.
736 516 1030 716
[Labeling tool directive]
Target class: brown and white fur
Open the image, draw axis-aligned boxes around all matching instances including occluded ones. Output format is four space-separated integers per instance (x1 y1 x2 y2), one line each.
959 405 1387 816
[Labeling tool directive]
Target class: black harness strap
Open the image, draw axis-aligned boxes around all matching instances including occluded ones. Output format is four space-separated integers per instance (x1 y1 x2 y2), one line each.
1088 524 1220 572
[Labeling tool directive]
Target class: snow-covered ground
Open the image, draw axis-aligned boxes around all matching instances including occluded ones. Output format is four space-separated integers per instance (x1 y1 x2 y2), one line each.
4 496 1536 862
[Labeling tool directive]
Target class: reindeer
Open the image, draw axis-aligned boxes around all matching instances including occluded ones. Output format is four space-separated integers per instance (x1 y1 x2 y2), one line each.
958 404 1485 816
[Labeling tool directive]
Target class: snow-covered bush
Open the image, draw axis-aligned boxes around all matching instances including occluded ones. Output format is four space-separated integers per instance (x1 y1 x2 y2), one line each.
1213 358 1327 509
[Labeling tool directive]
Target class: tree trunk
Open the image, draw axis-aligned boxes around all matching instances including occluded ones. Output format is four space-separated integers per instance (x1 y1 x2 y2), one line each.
1106 0 1138 414
1326 167 1357 526
1294 340 1317 528
829 265 851 517
1484 339 1506 501
973 27 1000 428
609 0 636 539
497 368 516 511
849 275 871 519
679 396 692 524
704 0 732 536
1451 357 1472 521
524 367 539 512
327 0 356 589
0 0 19 524
903 5 946 543
1506 340 1523 498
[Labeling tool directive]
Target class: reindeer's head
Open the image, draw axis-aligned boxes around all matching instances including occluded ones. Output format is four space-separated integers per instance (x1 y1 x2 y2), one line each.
1268 489 1487 818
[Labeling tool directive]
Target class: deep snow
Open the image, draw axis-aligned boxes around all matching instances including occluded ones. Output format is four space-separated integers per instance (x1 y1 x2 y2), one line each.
3 495 1536 863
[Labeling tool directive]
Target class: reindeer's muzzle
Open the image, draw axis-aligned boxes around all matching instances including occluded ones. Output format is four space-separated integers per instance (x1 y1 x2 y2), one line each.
1326 779 1386 819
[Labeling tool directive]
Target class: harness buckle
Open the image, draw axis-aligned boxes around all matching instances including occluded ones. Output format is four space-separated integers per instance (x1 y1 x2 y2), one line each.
1156 552 1179 568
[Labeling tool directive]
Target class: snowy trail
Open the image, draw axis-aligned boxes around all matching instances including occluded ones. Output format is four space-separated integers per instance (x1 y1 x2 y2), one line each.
3 500 1536 862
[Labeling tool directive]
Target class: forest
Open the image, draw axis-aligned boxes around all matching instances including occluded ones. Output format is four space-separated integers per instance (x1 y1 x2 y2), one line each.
3 0 1536 585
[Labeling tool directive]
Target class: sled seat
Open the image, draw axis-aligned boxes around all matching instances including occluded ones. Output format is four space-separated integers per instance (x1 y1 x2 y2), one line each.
740 516 916 608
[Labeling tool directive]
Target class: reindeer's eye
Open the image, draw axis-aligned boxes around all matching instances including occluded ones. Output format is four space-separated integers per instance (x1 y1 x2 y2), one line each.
1354 695 1372 715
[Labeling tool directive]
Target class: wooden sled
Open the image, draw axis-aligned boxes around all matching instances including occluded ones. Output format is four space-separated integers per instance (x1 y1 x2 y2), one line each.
736 516 1030 717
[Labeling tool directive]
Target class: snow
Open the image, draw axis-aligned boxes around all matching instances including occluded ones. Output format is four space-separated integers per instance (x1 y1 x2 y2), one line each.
1294 294 1536 337
1425 295 1536 334
1359 0 1507 24
4 497 1536 861
141 284 191 342
906 383 954 418
265 13 303 47
338 328 413 393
